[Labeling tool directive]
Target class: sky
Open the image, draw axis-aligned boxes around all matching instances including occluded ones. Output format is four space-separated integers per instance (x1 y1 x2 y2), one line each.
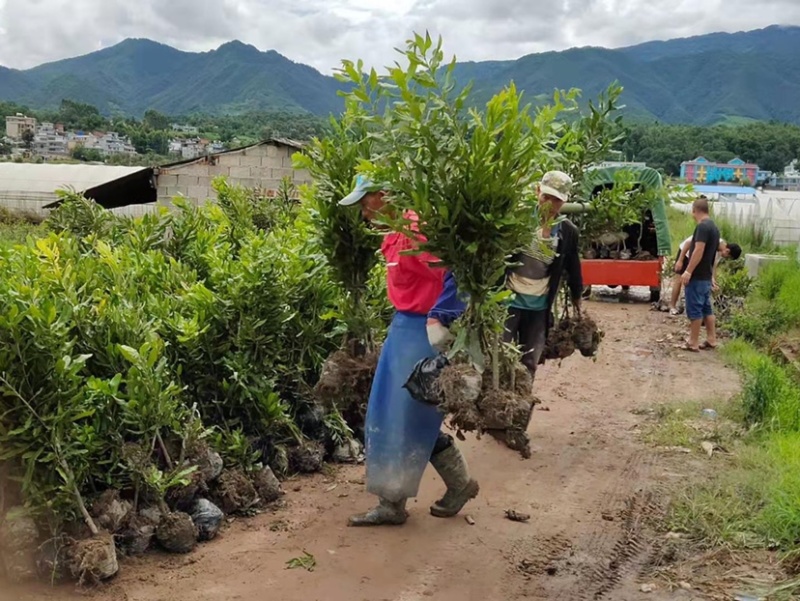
1 0 800 72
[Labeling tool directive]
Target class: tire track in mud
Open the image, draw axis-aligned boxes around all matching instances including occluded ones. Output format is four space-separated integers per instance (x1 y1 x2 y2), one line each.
566 341 670 601
513 336 667 601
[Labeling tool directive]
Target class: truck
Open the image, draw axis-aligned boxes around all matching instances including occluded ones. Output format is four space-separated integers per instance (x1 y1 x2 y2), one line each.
564 165 673 303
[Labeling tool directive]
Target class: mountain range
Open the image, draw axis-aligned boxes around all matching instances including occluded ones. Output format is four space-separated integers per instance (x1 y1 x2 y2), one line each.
2 25 800 125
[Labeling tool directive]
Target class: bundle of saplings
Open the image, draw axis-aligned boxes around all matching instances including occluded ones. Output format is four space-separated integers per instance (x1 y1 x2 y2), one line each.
336 34 608 457
294 104 392 440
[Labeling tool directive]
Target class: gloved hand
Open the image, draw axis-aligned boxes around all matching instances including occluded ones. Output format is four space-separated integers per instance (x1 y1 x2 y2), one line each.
426 319 454 353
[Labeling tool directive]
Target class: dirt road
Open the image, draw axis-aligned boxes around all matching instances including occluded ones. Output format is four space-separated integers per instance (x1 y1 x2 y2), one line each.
3 299 740 601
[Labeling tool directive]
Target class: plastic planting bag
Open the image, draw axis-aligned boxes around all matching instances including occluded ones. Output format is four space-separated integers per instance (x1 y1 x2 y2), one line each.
403 353 450 406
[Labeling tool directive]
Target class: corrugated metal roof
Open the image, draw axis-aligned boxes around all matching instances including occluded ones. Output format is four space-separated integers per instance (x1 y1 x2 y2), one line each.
0 163 148 195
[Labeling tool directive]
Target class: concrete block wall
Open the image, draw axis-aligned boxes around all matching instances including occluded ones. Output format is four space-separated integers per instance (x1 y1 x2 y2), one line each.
156 142 313 207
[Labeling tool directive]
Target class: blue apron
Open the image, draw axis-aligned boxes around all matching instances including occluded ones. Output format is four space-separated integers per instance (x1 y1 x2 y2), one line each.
364 312 444 502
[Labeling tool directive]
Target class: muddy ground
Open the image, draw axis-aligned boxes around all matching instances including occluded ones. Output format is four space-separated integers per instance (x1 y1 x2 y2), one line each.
1 298 748 601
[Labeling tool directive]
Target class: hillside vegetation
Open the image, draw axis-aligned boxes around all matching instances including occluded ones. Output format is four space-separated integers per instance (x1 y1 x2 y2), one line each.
2 26 800 124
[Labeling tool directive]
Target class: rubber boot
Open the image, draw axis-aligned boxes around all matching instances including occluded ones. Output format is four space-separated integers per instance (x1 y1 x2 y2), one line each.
348 497 408 527
429 445 479 518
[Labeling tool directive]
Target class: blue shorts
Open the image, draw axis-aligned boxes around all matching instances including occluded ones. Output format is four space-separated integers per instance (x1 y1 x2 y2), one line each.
685 279 713 321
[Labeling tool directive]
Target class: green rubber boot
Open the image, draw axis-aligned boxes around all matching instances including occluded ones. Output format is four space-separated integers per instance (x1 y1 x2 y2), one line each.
429 445 479 518
348 497 408 527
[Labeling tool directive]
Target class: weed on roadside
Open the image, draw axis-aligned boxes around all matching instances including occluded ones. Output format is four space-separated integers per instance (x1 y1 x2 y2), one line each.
286 551 316 572
669 432 800 551
641 399 744 452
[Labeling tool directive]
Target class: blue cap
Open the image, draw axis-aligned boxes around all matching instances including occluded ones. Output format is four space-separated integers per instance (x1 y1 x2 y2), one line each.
339 174 380 206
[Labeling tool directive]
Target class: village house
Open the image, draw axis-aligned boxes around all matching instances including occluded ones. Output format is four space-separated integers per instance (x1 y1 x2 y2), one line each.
171 124 200 135
5 114 37 140
680 156 759 184
31 122 68 158
0 139 312 218
154 139 309 206
768 160 800 191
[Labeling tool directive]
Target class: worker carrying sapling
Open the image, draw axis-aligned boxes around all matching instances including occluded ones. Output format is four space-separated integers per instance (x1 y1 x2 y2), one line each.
503 171 585 378
338 175 479 527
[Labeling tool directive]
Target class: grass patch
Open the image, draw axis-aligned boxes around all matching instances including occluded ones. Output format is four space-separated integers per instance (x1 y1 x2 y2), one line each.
669 431 800 551
0 222 43 248
666 203 784 255
642 399 743 452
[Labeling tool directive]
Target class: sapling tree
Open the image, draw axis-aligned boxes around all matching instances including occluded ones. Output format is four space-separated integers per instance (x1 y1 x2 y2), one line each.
336 33 565 384
292 103 383 349
555 83 626 192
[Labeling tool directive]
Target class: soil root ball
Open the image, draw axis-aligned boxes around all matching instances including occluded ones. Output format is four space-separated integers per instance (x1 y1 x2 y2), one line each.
156 512 197 554
314 347 379 433
213 469 258 514
572 314 603 357
197 448 224 483
90 489 132 534
165 468 204 512
65 532 118 584
545 313 603 360
116 513 156 557
289 442 325 474
139 506 164 525
189 499 224 542
435 364 535 458
251 466 284 504
332 439 365 464
0 507 39 583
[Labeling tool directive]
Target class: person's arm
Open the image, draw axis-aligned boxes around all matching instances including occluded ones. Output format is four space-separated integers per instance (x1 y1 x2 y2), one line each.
428 270 467 327
675 242 690 272
564 224 583 311
427 270 467 352
681 240 706 284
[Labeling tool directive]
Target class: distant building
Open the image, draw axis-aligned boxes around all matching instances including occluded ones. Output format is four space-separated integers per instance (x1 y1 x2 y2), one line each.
154 139 310 207
756 169 773 185
5 114 37 140
598 160 647 169
171 124 200 135
768 160 800 191
66 131 94 152
67 131 137 157
32 123 68 158
93 132 137 156
680 156 759 184
168 137 225 160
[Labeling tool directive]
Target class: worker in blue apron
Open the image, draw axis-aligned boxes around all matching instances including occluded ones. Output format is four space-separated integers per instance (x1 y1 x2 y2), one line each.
339 176 480 526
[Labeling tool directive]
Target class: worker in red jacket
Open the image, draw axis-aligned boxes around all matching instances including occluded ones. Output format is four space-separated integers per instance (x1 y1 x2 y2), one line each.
339 176 479 527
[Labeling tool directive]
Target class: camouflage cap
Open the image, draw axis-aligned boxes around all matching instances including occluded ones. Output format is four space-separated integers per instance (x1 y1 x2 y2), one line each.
540 171 573 203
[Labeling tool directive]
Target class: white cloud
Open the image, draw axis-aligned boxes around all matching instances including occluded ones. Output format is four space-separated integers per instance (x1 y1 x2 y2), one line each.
0 0 799 72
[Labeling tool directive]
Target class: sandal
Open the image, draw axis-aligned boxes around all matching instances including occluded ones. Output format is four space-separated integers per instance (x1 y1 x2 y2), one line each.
700 341 718 350
674 342 700 353
668 308 680 316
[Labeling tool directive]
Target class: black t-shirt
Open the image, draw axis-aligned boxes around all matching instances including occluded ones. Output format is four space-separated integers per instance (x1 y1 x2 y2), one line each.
689 218 720 281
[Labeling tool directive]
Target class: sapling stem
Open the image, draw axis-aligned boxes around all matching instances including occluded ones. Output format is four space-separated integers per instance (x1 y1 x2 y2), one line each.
59 454 99 536
0 376 100 536
491 330 500 390
156 432 173 469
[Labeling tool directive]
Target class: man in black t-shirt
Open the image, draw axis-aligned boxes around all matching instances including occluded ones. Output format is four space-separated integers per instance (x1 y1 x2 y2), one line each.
679 197 721 352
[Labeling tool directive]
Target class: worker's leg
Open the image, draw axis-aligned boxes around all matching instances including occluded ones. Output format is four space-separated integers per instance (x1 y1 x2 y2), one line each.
518 310 547 380
348 498 408 527
669 275 683 312
503 307 523 345
429 433 479 518
684 280 705 350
